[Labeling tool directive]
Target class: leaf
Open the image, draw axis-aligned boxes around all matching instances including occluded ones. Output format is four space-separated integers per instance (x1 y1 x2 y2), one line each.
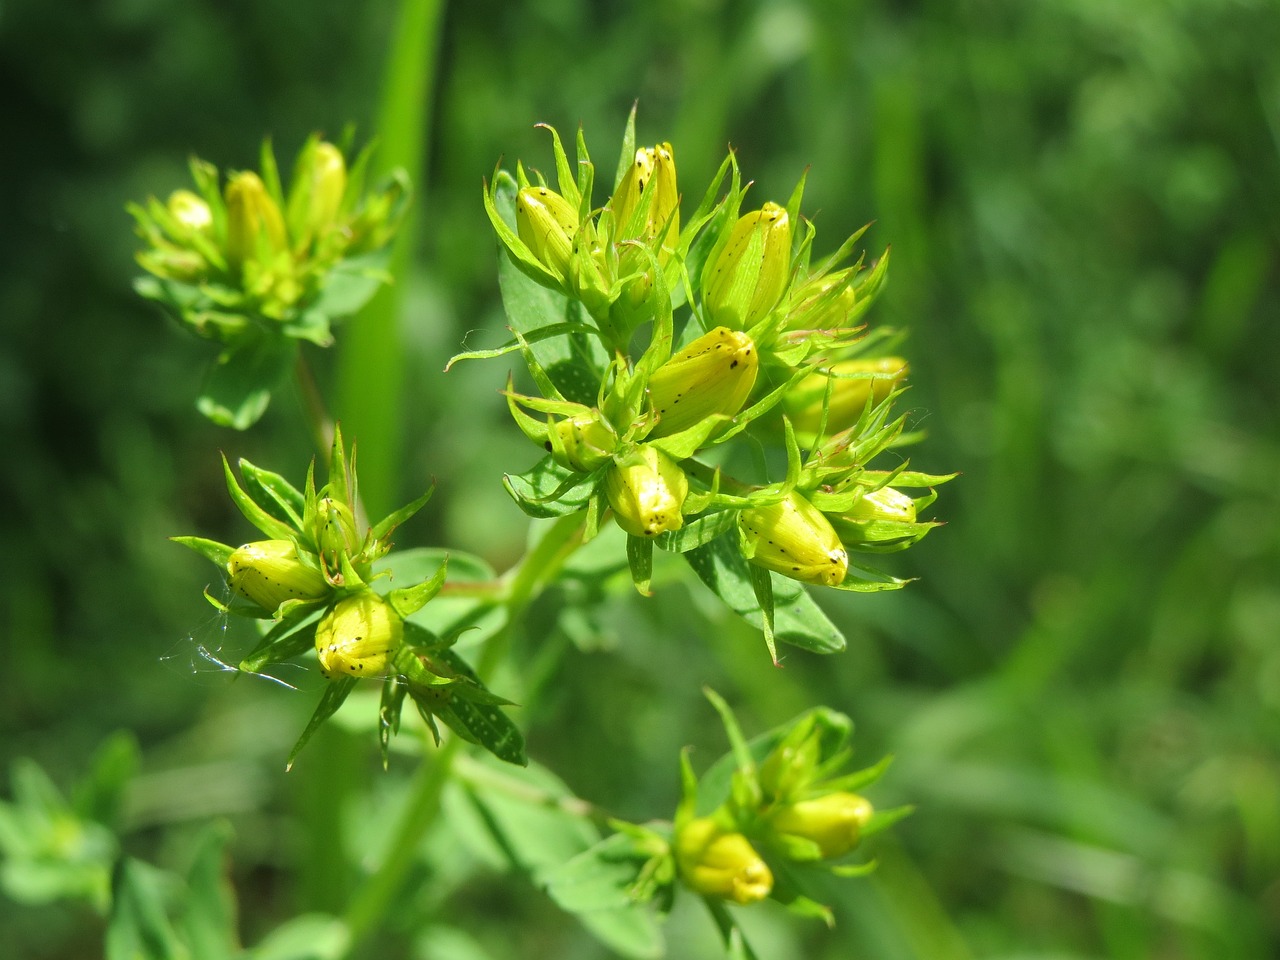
543 836 666 960
72 731 140 830
247 914 350 960
106 858 184 960
197 336 297 430
178 822 239 960
238 607 324 674
309 250 392 319
376 548 506 643
170 536 236 570
287 678 358 771
237 461 306 530
682 535 846 656
503 456 602 518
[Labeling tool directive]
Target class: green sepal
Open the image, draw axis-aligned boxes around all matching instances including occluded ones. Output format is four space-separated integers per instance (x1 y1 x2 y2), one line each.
387 556 448 618
221 454 296 542
237 460 306 530
366 482 435 546
826 560 912 593
747 562 779 665
286 676 357 770
378 678 408 770
626 534 653 596
858 804 914 841
503 456 604 517
170 536 236 570
655 509 737 553
238 607 324 674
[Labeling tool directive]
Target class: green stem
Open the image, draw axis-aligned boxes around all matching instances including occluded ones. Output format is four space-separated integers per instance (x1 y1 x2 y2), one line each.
703 896 762 960
294 351 334 458
339 513 587 953
341 734 461 944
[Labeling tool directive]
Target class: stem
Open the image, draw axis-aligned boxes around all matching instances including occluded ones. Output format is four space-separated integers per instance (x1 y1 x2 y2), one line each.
341 734 461 943
294 351 335 458
703 896 762 960
339 513 587 954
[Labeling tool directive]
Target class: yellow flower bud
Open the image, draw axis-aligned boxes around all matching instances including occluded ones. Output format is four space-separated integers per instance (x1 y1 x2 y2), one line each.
547 414 618 472
307 142 347 232
675 817 773 904
314 591 403 679
227 540 329 612
702 202 791 330
605 445 688 538
738 492 848 587
783 357 908 436
842 486 917 523
646 327 758 438
612 142 680 259
768 792 873 860
224 171 288 272
784 268 857 331
166 190 213 238
516 185 578 282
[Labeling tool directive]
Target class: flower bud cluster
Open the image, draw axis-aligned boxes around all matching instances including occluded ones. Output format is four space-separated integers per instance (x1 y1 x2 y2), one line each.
130 135 408 348
661 696 900 913
474 113 953 656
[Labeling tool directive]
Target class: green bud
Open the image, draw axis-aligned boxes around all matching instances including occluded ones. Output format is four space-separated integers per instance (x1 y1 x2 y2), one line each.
227 540 329 612
605 445 688 538
675 817 773 904
646 327 758 438
315 496 361 575
738 492 848 587
783 357 908 436
547 414 618 472
768 792 873 860
288 140 348 247
702 202 791 330
224 171 288 272
166 190 213 239
784 268 857 331
315 591 403 679
516 185 578 282
612 142 680 259
137 246 208 283
842 486 917 523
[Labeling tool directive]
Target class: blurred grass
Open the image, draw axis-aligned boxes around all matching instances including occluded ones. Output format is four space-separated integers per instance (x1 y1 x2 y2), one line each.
3 0 1279 957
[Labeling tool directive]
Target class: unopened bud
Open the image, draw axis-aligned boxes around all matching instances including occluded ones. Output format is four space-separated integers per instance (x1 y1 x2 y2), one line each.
647 327 758 438
516 186 578 282
842 486 917 523
315 497 360 574
166 190 213 239
547 414 617 472
768 792 873 860
612 142 680 258
702 202 791 330
227 540 328 613
738 492 848 587
605 445 688 538
288 141 348 246
784 268 857 331
783 357 908 436
224 171 288 272
675 817 773 904
315 591 403 679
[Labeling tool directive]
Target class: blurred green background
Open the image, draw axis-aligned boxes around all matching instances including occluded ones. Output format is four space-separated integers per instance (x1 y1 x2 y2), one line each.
3 0 1279 956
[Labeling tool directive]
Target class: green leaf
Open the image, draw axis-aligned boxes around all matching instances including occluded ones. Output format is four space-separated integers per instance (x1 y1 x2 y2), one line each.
287 678 358 771
655 509 737 553
436 692 527 767
72 731 140 829
542 837 665 960
503 456 602 518
247 914 350 960
310 249 392 319
682 535 846 656
222 455 298 542
179 822 239 960
197 336 296 430
387 555 448 618
376 547 505 643
106 858 184 960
